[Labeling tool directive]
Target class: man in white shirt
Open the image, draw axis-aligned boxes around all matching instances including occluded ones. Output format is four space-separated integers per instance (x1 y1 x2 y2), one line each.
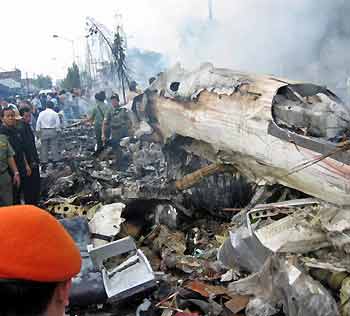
36 101 61 170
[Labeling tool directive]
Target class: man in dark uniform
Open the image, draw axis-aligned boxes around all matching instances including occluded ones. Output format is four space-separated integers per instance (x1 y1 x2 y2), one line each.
102 93 130 166
0 107 31 204
18 106 40 205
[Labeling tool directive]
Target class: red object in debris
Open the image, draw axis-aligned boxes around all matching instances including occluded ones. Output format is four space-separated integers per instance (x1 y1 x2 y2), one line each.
184 280 227 298
175 312 200 316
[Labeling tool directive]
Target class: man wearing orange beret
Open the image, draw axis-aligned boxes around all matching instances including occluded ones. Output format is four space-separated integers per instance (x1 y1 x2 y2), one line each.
0 205 82 316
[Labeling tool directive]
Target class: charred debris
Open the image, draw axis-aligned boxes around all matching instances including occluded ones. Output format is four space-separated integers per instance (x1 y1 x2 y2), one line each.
41 64 350 316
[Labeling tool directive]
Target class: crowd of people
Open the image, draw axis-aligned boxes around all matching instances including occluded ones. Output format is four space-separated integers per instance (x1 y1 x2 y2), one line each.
0 92 62 206
0 77 160 314
0 80 148 207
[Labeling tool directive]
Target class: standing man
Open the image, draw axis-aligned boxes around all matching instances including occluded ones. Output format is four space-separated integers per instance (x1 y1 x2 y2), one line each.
0 205 81 316
36 101 61 171
0 107 30 204
102 93 130 165
31 93 42 112
0 134 20 206
18 106 41 205
87 91 109 152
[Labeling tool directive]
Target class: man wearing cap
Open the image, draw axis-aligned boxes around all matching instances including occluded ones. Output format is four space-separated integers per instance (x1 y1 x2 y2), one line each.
102 93 130 165
0 205 81 315
86 91 110 152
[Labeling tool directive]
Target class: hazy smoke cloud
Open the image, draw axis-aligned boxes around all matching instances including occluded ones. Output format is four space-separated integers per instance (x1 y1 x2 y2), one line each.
169 0 350 99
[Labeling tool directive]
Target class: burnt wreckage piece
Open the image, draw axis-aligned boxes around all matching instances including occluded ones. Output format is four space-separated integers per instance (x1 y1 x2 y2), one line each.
139 63 350 206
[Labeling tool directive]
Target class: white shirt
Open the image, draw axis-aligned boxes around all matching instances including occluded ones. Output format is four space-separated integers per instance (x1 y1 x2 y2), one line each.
36 108 61 131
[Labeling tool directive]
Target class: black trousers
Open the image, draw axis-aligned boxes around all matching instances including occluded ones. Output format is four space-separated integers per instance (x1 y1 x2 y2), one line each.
23 166 40 205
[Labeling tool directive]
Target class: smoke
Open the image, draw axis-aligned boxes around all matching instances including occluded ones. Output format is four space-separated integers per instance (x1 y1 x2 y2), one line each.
167 0 350 99
128 48 168 88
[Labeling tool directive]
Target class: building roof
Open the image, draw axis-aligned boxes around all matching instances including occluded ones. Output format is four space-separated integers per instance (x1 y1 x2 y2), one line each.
0 78 21 89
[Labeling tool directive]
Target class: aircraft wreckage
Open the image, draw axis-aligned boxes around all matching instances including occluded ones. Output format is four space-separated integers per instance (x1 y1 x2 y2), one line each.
137 63 350 206
40 64 350 315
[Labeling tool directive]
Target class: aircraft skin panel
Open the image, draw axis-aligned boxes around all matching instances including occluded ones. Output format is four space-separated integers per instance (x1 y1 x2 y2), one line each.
148 64 350 205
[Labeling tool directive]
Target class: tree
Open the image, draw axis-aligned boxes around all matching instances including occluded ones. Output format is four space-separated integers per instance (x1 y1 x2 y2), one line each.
32 74 52 89
61 63 81 90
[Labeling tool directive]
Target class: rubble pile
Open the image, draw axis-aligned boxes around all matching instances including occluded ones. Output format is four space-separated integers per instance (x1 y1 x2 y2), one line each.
40 123 253 316
41 121 350 316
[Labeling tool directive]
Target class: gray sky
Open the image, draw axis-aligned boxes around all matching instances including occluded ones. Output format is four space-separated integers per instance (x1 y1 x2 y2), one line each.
1 0 349 93
0 0 208 79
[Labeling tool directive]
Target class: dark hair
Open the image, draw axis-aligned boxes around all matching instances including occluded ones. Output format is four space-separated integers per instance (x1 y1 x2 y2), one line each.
149 77 156 85
0 280 58 316
59 90 66 96
95 91 106 102
23 100 32 107
111 93 120 102
45 101 54 109
129 81 137 92
0 107 15 118
19 106 31 117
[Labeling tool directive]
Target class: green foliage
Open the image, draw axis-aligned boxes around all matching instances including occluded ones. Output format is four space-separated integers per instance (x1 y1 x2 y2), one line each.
32 74 52 89
61 63 81 90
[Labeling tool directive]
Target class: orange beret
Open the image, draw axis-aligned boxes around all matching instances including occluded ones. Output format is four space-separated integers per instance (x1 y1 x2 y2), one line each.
0 205 82 282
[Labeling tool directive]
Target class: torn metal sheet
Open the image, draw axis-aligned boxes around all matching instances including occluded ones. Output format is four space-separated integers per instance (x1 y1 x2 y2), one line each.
228 256 340 316
249 200 330 253
218 226 272 273
88 236 156 302
146 63 350 205
89 203 126 247
247 198 319 222
301 257 350 273
319 205 350 232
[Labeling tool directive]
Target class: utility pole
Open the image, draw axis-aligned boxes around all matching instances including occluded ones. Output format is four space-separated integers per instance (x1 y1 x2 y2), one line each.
208 0 213 20
26 72 29 94
86 16 130 104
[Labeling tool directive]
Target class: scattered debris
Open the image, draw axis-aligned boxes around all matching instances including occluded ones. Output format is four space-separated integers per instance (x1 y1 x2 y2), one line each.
88 203 125 246
224 295 250 314
38 64 350 315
